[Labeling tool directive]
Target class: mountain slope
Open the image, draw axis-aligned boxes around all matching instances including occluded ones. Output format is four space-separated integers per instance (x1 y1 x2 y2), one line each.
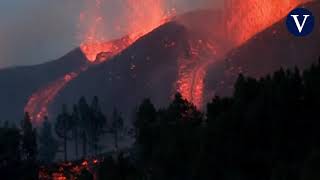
0 49 88 121
0 9 225 123
51 22 189 119
205 1 320 97
1 1 320 122
50 9 229 119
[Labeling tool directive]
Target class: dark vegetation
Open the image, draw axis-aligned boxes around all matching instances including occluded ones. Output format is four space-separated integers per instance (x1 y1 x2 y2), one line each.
1 59 320 179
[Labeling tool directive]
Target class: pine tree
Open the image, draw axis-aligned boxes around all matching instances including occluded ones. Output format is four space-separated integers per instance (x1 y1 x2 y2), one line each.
71 105 80 159
21 112 37 162
78 96 91 158
135 98 157 159
38 117 58 163
89 96 106 155
111 108 124 152
55 104 72 161
0 126 22 179
167 93 203 124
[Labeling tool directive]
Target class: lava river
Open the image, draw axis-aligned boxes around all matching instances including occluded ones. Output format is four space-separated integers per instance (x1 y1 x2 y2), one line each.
25 0 172 124
176 0 308 107
25 0 308 124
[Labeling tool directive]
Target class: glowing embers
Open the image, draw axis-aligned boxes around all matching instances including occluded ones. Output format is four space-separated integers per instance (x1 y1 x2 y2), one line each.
177 40 220 108
26 0 172 125
176 0 309 108
38 159 99 180
79 0 173 62
26 0 308 124
125 0 171 41
79 0 106 62
226 0 308 45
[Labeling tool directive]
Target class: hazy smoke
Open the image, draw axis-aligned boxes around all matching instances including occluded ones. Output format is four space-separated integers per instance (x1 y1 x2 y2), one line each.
0 0 223 68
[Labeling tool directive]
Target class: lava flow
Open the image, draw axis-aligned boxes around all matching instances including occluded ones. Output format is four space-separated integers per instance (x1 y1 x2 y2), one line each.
80 0 172 62
24 36 131 124
177 40 221 108
25 0 171 124
25 0 308 124
176 0 308 108
24 68 86 124
226 0 308 46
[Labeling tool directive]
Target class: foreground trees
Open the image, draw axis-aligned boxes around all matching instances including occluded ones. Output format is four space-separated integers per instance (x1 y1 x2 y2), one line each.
54 96 107 160
21 112 38 162
88 96 107 155
133 60 320 180
38 118 58 164
111 108 124 152
2 59 320 180
55 105 72 161
0 113 38 179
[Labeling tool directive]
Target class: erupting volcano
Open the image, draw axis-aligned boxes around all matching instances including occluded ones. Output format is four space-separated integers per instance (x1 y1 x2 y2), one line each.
226 0 308 46
23 0 309 124
177 0 308 106
80 0 172 62
25 0 172 123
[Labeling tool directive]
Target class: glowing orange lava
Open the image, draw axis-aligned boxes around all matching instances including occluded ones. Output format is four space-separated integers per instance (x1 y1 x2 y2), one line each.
79 0 107 61
39 159 99 180
226 0 308 46
25 0 308 123
125 0 171 41
177 40 220 108
26 0 172 124
177 0 307 108
25 68 86 124
80 36 133 62
80 0 172 62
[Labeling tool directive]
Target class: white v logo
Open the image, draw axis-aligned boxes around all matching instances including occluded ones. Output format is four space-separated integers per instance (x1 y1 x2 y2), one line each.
290 14 310 33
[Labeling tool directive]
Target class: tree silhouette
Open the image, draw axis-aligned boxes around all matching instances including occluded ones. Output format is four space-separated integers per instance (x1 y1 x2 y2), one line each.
135 98 157 160
21 112 37 162
55 104 72 161
111 108 124 152
38 117 58 164
0 126 21 179
88 96 107 155
78 96 91 158
71 105 80 159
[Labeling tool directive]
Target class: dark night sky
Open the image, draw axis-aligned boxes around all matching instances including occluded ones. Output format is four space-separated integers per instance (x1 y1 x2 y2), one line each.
0 0 222 68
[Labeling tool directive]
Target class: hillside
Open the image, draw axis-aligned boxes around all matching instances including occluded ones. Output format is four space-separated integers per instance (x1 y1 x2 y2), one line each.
205 1 320 97
0 49 88 121
1 1 320 122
